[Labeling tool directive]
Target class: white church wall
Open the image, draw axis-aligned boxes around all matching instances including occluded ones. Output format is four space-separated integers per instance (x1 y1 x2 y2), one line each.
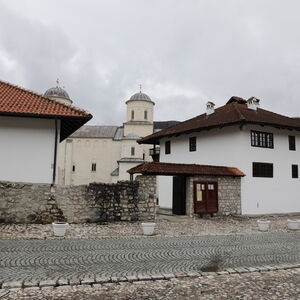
0 116 57 184
58 137 121 185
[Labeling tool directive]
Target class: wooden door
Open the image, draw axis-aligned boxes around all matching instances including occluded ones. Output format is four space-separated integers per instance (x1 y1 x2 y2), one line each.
172 176 186 215
193 181 218 215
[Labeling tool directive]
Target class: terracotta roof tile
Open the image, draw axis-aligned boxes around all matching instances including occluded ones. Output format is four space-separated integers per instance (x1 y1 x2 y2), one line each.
0 80 91 118
0 80 92 141
139 98 300 144
128 162 245 177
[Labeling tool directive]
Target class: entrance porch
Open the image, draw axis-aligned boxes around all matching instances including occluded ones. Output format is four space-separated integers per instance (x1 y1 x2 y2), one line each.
128 162 244 217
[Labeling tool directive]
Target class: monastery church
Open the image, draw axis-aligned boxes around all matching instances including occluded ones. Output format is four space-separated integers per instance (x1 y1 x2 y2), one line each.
43 84 177 185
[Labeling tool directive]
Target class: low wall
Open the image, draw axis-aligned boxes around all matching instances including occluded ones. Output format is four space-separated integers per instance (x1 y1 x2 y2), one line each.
0 175 156 224
186 176 241 216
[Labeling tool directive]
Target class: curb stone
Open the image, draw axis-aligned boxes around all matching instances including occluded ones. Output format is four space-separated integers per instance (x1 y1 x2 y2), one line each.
2 263 299 291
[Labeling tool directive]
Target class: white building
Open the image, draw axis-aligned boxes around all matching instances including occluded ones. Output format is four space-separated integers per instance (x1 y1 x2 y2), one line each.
0 80 92 184
135 96 300 215
54 87 178 185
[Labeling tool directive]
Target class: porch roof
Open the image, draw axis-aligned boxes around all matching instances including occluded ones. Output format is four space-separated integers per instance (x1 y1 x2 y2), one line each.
127 162 245 177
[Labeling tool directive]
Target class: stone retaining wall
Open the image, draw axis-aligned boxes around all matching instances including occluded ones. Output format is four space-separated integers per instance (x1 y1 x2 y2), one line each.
0 175 156 224
186 176 241 216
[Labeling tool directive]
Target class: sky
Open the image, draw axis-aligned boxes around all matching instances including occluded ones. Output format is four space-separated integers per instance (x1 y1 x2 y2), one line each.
1 0 300 125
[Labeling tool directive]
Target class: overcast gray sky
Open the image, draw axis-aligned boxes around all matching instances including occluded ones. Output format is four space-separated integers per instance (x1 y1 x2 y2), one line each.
1 0 300 125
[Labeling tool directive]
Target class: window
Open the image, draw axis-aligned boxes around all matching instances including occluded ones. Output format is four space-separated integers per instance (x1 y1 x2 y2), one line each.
251 131 273 148
165 141 171 154
131 110 134 120
144 110 148 120
131 147 135 156
189 137 196 152
91 163 96 172
143 153 145 160
289 136 296 151
72 165 75 172
253 162 273 178
292 165 298 178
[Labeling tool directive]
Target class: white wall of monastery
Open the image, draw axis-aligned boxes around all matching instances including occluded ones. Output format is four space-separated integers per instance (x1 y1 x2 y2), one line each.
159 125 300 215
58 138 121 185
0 116 58 184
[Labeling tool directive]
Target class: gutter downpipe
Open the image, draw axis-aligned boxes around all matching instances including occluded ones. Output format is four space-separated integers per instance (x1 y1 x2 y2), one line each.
52 118 58 186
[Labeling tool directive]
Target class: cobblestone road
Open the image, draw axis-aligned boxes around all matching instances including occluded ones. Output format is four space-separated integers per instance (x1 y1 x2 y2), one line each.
0 232 299 283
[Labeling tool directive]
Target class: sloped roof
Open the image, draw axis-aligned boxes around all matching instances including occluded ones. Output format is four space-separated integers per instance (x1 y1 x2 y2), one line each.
0 80 92 141
139 98 300 144
128 162 245 177
71 125 118 138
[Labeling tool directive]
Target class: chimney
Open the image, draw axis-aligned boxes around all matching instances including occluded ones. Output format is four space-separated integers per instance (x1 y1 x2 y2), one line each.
247 97 260 111
206 101 215 115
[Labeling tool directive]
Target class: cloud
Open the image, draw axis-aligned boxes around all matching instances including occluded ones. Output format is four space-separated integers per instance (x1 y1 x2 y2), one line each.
1 0 300 124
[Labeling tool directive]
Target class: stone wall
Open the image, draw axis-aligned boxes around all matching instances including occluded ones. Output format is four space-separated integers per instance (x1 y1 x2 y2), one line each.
186 176 241 216
0 175 156 224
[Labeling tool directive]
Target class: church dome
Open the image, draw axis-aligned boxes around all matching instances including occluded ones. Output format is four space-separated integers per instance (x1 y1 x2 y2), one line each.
44 86 70 100
129 91 152 101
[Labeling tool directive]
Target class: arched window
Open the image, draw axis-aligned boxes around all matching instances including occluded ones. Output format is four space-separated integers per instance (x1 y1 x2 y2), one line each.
144 110 148 120
131 110 134 120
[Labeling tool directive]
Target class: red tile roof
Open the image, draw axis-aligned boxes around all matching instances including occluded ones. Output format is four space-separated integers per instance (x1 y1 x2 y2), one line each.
128 162 245 177
0 80 91 117
0 80 92 140
139 97 300 144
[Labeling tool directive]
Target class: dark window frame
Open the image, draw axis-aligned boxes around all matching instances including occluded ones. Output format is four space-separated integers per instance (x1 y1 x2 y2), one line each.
144 110 148 120
189 136 196 152
292 164 298 178
165 141 171 155
91 163 97 172
289 136 296 151
131 147 135 156
131 110 134 120
251 130 273 149
72 165 75 172
252 162 273 178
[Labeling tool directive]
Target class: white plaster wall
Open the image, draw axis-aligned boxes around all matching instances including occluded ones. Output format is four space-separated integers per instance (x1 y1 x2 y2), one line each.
158 176 173 208
0 116 57 183
58 138 121 185
126 101 154 122
159 125 300 215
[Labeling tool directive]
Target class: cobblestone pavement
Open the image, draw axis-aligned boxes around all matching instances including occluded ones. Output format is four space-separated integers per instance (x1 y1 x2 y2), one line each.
5 268 300 299
1 214 299 239
0 232 299 284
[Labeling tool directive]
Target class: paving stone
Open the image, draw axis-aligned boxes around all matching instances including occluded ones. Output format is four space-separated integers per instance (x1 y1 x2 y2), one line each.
2 281 23 289
174 272 187 278
151 274 165 280
246 267 258 272
234 267 249 274
217 271 229 275
0 291 9 298
24 280 39 288
39 280 57 287
69 279 81 286
56 285 72 290
126 275 138 282
187 271 201 277
0 232 299 287
103 283 116 287
95 277 111 284
92 284 102 288
226 268 237 274
163 273 175 279
41 286 54 291
81 278 95 285
137 274 152 281
24 287 40 291
57 279 69 286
